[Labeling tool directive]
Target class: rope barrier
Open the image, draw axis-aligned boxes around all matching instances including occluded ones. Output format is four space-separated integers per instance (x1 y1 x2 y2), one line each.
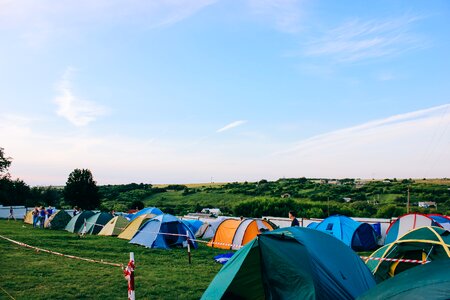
0 234 123 268
0 286 16 300
360 256 430 264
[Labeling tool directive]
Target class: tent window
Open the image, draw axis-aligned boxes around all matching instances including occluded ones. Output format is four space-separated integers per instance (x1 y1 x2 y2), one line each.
326 223 333 231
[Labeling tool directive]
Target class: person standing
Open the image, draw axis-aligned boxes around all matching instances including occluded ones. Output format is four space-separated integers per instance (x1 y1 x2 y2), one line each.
32 206 39 227
7 206 16 221
289 211 299 227
39 206 46 228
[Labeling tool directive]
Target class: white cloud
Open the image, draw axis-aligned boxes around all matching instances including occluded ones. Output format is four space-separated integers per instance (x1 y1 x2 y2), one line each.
216 120 248 133
304 15 426 62
248 0 303 33
53 67 108 127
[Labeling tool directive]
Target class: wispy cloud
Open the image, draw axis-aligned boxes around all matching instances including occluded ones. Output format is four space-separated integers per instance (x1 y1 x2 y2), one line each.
277 103 450 156
304 15 426 62
248 0 303 33
0 0 217 46
53 67 108 127
216 120 248 133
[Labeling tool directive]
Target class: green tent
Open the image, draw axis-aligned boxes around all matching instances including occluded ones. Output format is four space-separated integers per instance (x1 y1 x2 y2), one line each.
80 212 114 235
366 226 450 283
44 210 72 230
358 259 450 300
201 227 375 300
65 211 95 233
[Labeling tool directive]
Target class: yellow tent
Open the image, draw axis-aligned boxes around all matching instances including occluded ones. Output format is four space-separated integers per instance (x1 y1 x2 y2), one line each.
117 214 155 240
24 210 33 224
98 216 129 236
208 218 273 250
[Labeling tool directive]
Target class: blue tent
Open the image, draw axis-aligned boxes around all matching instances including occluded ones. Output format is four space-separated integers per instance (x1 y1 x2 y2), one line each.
128 207 163 221
130 214 197 249
313 215 378 251
181 219 203 234
202 227 376 300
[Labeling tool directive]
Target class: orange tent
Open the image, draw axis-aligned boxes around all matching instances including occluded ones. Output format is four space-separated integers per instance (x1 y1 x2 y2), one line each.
208 218 273 250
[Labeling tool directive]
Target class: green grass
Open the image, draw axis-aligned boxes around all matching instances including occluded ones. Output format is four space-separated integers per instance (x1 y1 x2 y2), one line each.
0 220 227 300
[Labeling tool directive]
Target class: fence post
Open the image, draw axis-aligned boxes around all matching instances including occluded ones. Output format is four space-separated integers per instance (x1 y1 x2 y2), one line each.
186 233 191 265
125 252 135 300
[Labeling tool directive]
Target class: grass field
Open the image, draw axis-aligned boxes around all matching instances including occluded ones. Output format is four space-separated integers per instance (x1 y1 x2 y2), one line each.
0 220 227 300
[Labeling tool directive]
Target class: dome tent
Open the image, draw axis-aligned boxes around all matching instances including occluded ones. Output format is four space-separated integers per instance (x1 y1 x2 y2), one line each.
202 227 376 300
118 214 156 240
358 260 450 300
80 212 113 235
130 214 197 249
44 210 72 230
208 218 273 250
366 226 450 283
313 215 378 251
384 213 441 245
98 216 129 236
65 211 95 233
128 207 163 221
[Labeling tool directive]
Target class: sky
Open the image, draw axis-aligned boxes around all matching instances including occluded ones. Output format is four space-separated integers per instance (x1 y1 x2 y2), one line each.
1 0 450 185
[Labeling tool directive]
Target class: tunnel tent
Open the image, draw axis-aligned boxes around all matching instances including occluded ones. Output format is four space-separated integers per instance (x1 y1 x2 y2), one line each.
98 216 129 236
202 227 376 300
130 214 197 249
44 210 71 230
65 211 96 233
208 218 274 250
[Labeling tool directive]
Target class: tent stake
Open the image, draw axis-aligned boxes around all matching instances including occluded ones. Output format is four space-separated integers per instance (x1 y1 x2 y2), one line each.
187 233 192 265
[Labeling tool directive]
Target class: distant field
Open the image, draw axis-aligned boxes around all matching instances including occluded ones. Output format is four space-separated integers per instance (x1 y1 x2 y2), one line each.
0 220 226 300
152 183 226 188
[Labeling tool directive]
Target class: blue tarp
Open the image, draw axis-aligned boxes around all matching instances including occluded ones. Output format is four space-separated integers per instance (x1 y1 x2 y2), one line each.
313 215 378 251
130 214 197 249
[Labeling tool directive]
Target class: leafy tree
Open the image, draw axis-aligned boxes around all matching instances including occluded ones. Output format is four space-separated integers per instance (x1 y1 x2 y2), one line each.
63 169 100 210
0 147 12 176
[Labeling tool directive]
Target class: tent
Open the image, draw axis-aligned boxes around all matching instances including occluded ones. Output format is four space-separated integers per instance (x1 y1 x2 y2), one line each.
128 207 163 221
208 218 274 250
118 214 155 240
428 214 450 231
366 226 450 282
181 219 203 235
201 227 376 300
195 217 226 239
65 211 95 233
24 210 33 224
80 212 113 235
130 214 197 249
313 215 378 251
307 221 319 229
98 216 129 236
358 260 450 300
44 210 72 230
384 213 441 244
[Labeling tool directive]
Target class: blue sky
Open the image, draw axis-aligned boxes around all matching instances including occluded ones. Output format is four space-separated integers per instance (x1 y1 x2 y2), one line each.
1 0 449 185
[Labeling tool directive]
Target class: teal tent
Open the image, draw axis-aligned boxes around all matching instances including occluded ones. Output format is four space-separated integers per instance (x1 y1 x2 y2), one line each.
65 211 95 233
201 227 375 300
81 212 113 235
358 260 450 300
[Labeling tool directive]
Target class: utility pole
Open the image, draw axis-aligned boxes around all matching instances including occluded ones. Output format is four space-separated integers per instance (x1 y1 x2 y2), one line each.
407 187 410 214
